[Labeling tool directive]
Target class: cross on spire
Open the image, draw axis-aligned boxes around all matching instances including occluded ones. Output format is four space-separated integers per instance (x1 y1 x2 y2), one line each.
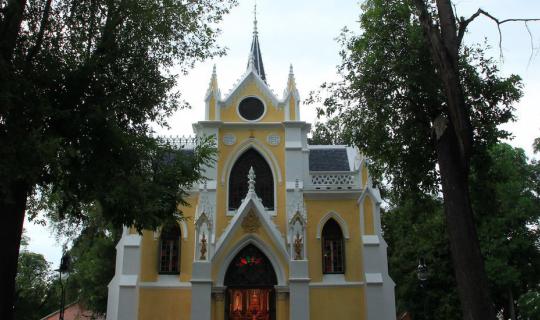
247 2 266 82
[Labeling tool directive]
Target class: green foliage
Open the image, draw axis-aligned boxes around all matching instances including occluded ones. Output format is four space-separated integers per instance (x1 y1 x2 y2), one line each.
14 246 54 319
1 0 235 229
308 119 344 145
383 143 540 317
65 220 120 314
310 0 521 204
518 289 540 320
471 144 540 314
382 195 461 319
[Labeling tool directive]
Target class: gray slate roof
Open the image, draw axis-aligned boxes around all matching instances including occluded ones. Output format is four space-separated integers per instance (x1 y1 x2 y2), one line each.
309 148 350 171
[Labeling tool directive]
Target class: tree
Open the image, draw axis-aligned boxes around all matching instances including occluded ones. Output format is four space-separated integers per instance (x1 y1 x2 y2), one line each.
0 1 236 318
312 0 524 318
308 119 344 145
383 143 540 318
61 211 121 315
13 234 55 320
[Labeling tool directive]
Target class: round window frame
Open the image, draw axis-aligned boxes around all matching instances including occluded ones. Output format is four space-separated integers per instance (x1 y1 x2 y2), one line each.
236 96 266 122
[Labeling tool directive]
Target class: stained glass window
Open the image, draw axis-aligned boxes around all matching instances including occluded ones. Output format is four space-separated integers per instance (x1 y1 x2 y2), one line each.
224 244 277 287
229 148 274 210
322 219 345 274
159 223 180 274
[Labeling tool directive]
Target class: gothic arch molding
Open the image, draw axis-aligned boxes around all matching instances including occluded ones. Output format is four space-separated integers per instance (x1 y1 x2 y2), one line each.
214 234 287 287
221 138 282 186
153 220 189 241
316 211 350 240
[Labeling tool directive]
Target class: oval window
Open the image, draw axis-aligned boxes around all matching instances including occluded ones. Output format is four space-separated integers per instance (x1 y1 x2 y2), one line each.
238 97 265 121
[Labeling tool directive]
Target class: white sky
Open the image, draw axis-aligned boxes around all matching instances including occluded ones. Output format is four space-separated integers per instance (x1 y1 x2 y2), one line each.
26 0 540 266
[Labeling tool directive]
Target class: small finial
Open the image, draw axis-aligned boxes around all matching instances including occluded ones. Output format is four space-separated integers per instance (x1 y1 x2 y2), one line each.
289 64 294 75
248 166 256 193
212 64 217 76
294 178 299 191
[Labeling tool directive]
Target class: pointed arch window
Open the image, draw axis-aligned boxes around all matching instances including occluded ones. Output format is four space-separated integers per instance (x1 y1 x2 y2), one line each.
322 219 345 274
229 148 274 210
159 223 181 274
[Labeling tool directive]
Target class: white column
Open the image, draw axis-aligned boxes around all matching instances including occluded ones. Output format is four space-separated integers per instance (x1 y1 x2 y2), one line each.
106 231 141 320
289 260 310 320
191 261 213 320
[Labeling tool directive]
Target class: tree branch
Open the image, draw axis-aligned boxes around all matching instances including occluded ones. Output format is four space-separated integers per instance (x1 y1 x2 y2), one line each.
25 0 52 65
457 9 540 59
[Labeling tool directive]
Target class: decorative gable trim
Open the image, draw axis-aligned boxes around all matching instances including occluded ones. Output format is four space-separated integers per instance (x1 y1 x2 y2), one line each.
223 70 280 107
212 193 288 266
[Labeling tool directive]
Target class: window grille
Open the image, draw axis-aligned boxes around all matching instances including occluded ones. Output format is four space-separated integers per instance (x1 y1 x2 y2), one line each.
159 223 180 274
322 219 345 274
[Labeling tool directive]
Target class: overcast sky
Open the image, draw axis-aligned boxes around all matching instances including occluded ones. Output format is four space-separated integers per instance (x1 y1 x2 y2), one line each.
26 0 540 266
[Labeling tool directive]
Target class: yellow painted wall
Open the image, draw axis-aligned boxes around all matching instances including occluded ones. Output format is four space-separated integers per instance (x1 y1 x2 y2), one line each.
139 195 198 282
310 287 366 320
305 199 363 282
214 128 286 240
363 196 374 235
208 96 216 120
138 288 191 320
361 165 368 189
288 98 296 121
220 82 283 123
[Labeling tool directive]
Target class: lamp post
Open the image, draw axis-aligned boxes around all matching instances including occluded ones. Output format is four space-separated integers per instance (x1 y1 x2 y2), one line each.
55 252 71 320
417 258 428 319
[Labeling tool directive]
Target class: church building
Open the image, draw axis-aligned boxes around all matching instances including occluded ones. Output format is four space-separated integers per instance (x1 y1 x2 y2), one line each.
106 12 396 320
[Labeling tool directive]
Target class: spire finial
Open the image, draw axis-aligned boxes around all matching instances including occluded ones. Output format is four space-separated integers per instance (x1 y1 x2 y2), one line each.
289 64 294 75
212 64 216 76
248 166 256 194
253 2 258 35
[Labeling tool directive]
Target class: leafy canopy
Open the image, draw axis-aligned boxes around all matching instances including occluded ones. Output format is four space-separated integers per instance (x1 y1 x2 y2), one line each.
309 0 522 204
1 0 237 230
384 144 540 317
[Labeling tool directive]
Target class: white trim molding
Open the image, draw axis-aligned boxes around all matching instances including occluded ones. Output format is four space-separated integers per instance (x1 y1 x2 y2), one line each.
315 211 351 240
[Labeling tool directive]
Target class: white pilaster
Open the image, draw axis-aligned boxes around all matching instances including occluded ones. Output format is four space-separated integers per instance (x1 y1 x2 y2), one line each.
289 260 310 320
190 261 213 320
106 230 141 320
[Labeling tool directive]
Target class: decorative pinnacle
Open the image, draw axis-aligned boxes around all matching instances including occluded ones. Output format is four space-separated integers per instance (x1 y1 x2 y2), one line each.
289 64 294 75
212 64 217 76
253 3 258 35
248 166 256 194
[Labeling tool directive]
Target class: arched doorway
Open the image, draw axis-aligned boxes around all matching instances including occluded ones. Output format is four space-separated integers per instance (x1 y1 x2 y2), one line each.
224 244 277 320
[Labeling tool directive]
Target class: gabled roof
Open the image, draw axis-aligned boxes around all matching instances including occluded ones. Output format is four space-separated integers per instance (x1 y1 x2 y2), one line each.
309 147 351 171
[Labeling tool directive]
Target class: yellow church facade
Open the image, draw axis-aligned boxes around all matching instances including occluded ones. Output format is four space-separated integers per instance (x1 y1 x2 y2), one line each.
106 18 395 320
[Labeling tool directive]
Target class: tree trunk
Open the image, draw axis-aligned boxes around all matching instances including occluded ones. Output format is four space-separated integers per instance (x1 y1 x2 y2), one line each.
508 288 516 320
0 181 30 320
412 1 497 319
435 127 496 320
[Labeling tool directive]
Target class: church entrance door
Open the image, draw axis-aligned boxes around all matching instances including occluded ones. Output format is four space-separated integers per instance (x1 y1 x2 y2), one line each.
224 245 277 320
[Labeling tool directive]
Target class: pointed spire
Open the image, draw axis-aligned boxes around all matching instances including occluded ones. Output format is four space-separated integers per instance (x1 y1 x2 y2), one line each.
287 63 297 90
247 166 256 194
210 64 218 88
247 3 266 82
253 3 258 35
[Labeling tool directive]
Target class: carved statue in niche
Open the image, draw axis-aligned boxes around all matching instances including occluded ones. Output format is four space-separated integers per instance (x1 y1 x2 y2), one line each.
242 210 260 233
294 232 303 260
199 232 207 260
